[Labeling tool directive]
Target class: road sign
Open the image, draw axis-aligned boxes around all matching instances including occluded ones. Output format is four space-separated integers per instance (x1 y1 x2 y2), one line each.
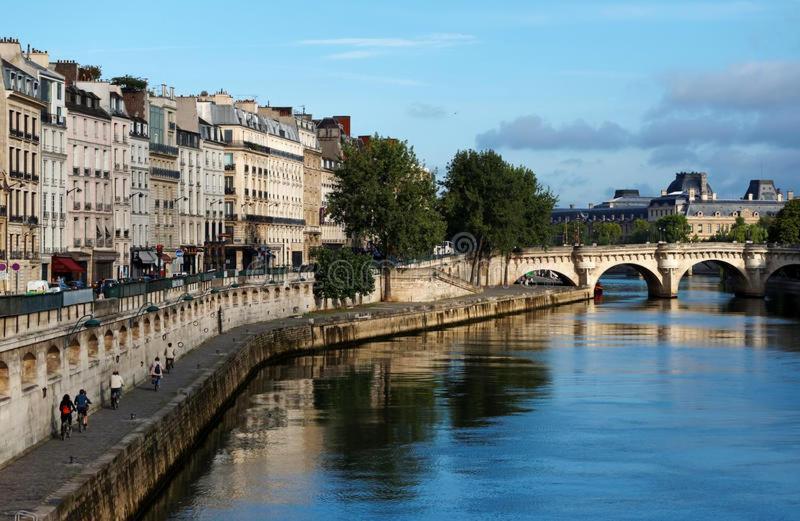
175 249 184 258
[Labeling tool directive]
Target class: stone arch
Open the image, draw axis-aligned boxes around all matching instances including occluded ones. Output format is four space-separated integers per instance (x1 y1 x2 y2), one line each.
504 254 581 288
232 292 239 306
47 345 61 378
87 334 99 359
674 258 750 296
0 361 9 398
179 305 185 323
104 329 114 353
154 314 162 332
21 352 37 388
242 290 249 304
143 317 151 336
274 287 281 300
131 321 140 341
763 262 800 296
67 339 81 368
118 326 128 349
171 308 178 325
589 262 666 298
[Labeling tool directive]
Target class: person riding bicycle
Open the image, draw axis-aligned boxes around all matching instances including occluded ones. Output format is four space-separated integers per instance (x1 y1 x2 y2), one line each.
110 370 124 407
165 344 175 373
74 389 92 429
58 394 75 439
149 357 164 391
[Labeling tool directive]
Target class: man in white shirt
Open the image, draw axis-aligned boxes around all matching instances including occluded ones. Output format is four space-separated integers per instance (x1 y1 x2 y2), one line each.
110 370 124 409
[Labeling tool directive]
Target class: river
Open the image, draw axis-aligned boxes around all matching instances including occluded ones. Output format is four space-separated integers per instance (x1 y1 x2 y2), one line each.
140 275 800 520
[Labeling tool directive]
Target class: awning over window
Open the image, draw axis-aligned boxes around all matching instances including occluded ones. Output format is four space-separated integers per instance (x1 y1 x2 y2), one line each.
160 253 172 263
52 256 86 273
137 251 158 264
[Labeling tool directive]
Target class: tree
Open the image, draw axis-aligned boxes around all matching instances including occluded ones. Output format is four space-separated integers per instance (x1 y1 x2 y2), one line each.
78 65 102 81
110 75 148 91
656 214 690 243
439 150 555 285
769 199 800 244
327 136 445 298
312 248 375 302
627 218 653 244
592 222 622 245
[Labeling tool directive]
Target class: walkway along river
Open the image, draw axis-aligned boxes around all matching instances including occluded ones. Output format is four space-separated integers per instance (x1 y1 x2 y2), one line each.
140 275 800 521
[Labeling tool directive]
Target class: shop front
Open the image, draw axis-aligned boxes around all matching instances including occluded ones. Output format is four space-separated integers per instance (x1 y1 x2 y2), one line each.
51 255 87 285
131 249 159 279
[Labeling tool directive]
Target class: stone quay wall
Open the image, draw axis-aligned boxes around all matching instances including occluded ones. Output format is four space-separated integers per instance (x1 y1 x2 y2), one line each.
36 287 591 521
0 279 315 467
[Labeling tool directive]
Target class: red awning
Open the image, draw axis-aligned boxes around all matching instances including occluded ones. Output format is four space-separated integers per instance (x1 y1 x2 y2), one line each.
52 256 86 273
160 253 172 263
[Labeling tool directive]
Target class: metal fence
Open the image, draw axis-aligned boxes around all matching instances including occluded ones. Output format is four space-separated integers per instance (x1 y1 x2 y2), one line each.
0 292 64 317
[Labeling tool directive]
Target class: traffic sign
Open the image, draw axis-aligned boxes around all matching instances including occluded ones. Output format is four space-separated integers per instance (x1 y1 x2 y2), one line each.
175 249 184 258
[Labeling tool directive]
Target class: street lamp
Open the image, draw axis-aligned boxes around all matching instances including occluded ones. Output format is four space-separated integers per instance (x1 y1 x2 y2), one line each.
66 187 82 196
129 302 159 327
64 314 101 348
127 191 145 200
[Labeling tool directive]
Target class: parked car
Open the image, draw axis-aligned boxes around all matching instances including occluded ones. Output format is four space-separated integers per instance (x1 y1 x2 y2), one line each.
47 283 64 293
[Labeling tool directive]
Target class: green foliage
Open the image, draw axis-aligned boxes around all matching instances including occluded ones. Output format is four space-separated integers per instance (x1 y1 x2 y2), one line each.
327 136 445 260
439 149 556 255
79 65 102 81
312 248 375 301
592 222 623 245
656 214 690 243
110 75 148 91
769 199 800 244
627 218 654 244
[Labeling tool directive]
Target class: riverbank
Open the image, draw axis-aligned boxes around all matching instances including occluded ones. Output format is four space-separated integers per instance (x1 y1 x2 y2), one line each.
0 286 590 521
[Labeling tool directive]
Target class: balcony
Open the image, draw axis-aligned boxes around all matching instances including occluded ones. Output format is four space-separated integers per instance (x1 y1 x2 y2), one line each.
73 167 80 175
10 250 22 259
43 211 50 220
225 213 237 221
59 212 66 220
114 162 120 170
73 239 82 247
42 112 67 127
85 202 92 210
149 142 179 157
123 230 129 238
224 187 236 195
150 167 180 180
26 216 38 225
224 164 236 171
0 205 6 216
86 239 94 247
32 135 39 144
104 203 112 212
10 170 23 179
103 170 110 179
94 169 102 178
73 202 81 211
84 168 91 176
9 215 23 223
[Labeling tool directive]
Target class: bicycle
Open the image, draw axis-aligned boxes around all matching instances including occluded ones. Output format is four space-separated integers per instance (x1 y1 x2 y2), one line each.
60 416 71 440
76 408 87 432
110 389 121 410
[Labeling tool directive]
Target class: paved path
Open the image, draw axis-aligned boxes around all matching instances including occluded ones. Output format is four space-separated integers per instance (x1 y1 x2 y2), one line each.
0 286 564 519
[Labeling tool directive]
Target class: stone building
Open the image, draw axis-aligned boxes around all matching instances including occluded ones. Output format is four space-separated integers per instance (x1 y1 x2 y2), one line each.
315 117 350 248
176 127 203 273
76 81 132 279
26 49 67 282
196 93 305 270
0 39 44 292
298 116 322 260
198 117 226 271
119 86 154 277
148 85 180 275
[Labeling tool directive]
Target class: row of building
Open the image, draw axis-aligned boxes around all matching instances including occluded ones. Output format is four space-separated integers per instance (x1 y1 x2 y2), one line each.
552 172 795 242
0 38 355 292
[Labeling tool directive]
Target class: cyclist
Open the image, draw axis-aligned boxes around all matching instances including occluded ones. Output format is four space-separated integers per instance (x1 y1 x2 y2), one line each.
165 343 175 373
74 389 92 430
110 370 124 409
58 394 75 440
149 357 164 391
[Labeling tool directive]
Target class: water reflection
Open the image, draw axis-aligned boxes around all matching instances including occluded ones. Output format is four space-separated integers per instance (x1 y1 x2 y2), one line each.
141 275 800 521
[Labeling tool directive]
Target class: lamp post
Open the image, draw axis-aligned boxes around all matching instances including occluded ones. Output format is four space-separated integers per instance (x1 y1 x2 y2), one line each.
64 313 102 348
129 302 159 327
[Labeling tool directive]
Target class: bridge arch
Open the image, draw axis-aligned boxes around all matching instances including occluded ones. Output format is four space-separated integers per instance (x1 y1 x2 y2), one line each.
674 258 750 296
588 262 666 297
504 253 580 288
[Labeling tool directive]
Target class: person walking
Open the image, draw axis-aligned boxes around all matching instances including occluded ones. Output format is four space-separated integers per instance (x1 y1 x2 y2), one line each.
149 357 164 391
110 370 124 409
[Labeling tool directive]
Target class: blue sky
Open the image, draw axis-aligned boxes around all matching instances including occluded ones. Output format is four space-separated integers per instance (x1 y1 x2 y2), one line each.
3 0 799 206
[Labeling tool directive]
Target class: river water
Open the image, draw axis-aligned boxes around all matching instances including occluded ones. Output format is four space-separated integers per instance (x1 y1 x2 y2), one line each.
141 276 800 521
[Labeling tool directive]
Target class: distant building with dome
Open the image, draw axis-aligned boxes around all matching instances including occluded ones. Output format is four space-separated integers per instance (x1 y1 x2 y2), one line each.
551 172 794 243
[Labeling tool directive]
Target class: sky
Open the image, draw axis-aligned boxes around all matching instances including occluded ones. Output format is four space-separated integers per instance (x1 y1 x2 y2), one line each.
3 0 799 206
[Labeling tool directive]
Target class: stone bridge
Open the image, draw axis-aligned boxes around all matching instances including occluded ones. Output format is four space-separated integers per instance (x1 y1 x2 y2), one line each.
430 243 800 298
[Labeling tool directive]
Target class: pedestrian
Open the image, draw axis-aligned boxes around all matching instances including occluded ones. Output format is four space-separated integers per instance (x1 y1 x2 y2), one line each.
149 357 163 391
74 389 92 429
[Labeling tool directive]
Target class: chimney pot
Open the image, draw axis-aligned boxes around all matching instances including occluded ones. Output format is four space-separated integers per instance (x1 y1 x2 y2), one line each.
748 193 753 200
788 190 794 201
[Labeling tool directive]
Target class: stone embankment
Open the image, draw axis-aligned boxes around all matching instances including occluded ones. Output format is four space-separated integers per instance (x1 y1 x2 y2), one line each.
4 286 590 521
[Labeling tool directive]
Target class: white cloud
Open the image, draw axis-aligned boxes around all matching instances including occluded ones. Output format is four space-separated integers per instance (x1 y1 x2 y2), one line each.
298 33 476 49
334 72 425 87
326 50 380 60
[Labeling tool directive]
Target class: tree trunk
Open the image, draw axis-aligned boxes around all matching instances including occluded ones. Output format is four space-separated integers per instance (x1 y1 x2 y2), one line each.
503 252 510 287
383 266 392 301
469 237 484 285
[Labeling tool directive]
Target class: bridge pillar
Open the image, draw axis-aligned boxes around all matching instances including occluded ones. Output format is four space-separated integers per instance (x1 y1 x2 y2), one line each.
740 244 769 297
656 247 680 298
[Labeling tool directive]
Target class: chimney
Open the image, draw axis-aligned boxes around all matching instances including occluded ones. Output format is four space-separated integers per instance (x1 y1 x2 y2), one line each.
689 188 696 201
788 190 794 201
712 192 717 201
660 189 667 196
54 60 79 86
333 115 351 136
777 189 783 202
170 86 175 99
569 204 575 209
701 192 708 201
161 83 167 97
748 193 753 201
27 49 50 68
588 203 594 209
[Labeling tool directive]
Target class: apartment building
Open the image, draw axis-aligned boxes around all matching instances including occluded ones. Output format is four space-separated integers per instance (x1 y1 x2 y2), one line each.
198 118 225 270
196 92 305 270
26 50 67 282
298 116 322 260
316 117 350 248
176 127 203 273
0 39 44 292
148 86 179 275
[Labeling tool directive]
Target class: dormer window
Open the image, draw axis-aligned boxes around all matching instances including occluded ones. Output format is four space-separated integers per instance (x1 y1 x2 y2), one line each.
753 212 759 217
696 211 703 217
714 211 721 217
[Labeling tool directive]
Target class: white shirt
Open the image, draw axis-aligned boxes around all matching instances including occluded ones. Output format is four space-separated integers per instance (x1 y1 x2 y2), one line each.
110 374 124 389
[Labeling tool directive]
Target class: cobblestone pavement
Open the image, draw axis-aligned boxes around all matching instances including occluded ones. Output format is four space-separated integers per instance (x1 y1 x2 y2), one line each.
0 286 562 519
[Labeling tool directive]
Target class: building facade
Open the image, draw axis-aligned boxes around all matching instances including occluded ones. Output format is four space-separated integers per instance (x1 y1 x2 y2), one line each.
0 39 44 292
176 128 203 273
